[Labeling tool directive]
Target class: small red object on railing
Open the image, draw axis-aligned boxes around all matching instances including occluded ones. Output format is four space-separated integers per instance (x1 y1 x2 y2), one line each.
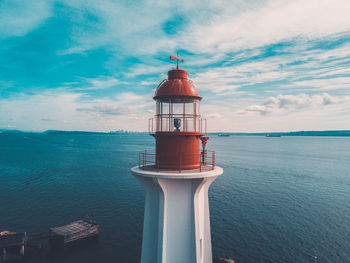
200 137 209 151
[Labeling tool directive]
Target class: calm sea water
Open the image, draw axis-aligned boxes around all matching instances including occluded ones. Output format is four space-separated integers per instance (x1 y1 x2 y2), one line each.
0 134 349 263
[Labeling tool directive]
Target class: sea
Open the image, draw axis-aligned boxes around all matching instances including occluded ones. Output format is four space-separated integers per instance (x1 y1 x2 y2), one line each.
0 133 349 263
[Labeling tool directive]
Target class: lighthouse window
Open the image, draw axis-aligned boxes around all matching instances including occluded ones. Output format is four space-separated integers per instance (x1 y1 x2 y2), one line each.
172 103 183 115
195 100 200 115
161 102 169 114
185 102 194 115
155 98 202 132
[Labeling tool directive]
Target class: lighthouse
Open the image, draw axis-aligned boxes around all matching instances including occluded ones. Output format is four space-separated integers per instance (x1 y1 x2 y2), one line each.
131 56 223 263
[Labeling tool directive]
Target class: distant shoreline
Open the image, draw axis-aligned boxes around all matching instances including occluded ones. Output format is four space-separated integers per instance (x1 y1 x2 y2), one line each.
212 130 350 137
1 129 350 137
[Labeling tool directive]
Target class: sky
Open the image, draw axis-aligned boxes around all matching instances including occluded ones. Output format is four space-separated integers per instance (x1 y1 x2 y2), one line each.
1 0 350 132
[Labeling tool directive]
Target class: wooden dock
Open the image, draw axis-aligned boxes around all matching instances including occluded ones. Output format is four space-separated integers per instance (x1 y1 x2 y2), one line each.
1 219 99 258
50 220 99 250
0 232 27 256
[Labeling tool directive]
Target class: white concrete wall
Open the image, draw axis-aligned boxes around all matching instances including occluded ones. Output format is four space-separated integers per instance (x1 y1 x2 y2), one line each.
132 167 222 263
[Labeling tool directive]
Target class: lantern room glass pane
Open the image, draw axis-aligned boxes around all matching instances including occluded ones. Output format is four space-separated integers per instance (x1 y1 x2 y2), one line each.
172 102 183 115
195 100 200 115
185 102 194 115
162 102 169 115
155 98 202 132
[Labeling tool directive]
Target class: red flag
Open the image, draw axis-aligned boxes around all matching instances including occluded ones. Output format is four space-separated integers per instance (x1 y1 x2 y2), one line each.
170 56 178 61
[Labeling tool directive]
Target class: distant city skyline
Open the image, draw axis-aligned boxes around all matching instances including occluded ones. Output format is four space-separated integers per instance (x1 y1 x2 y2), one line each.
1 0 350 132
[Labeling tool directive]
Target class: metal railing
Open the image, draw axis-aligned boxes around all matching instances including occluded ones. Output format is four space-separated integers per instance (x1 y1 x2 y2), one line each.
200 150 215 171
139 149 156 168
138 149 215 172
148 117 207 134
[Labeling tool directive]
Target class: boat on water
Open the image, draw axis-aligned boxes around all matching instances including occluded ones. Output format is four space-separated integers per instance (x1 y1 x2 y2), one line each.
218 134 230 137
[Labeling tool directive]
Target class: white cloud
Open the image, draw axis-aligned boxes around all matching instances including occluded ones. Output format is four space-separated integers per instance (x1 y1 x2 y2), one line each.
181 0 350 54
83 77 126 89
41 117 55 122
2 0 350 61
190 40 350 97
58 0 177 55
0 0 52 38
206 113 221 119
240 93 350 115
293 77 350 91
77 105 130 116
55 0 350 58
63 76 129 91
0 91 82 131
0 90 153 132
1 0 350 132
125 64 170 78
140 80 158 86
192 60 291 94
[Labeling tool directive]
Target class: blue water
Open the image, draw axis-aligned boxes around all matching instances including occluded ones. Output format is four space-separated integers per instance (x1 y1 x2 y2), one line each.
0 134 349 262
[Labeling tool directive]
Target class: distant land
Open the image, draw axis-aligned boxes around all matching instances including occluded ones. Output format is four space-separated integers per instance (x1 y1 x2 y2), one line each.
212 130 350 137
1 129 350 136
0 129 145 135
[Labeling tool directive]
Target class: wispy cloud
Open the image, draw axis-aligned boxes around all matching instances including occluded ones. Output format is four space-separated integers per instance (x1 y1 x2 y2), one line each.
76 92 153 119
0 0 52 38
0 90 152 131
293 77 350 91
41 117 55 122
50 0 350 65
77 104 130 116
206 113 221 119
181 0 350 54
240 93 350 115
83 77 126 90
193 60 291 94
1 0 350 131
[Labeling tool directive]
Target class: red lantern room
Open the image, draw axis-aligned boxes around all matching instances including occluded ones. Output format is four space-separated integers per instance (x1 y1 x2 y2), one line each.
140 56 214 171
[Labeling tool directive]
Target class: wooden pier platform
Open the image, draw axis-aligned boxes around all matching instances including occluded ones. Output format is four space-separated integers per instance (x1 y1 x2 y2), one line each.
1 219 99 258
50 220 99 249
0 232 27 257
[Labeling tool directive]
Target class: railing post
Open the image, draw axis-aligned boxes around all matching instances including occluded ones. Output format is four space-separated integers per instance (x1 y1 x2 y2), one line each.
156 152 159 171
179 151 182 173
213 151 215 170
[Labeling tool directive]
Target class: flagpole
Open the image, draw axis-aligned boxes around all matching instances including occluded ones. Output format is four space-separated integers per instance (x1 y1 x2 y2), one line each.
177 51 179 69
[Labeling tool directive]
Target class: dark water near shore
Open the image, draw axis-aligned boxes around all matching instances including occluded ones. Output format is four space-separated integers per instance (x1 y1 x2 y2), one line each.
0 134 349 262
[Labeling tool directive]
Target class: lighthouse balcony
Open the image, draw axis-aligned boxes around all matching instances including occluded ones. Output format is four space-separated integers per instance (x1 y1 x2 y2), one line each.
148 116 207 134
138 149 215 173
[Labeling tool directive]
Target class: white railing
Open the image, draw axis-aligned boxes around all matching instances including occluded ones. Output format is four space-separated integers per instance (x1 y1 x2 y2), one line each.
148 116 207 134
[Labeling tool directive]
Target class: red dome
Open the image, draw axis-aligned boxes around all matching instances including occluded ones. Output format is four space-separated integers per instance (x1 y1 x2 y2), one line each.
153 69 202 100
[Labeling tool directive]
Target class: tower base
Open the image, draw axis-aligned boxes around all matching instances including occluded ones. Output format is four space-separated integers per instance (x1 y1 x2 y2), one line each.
131 166 223 263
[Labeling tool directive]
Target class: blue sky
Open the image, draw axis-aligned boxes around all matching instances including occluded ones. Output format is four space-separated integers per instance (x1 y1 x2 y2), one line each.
0 0 350 132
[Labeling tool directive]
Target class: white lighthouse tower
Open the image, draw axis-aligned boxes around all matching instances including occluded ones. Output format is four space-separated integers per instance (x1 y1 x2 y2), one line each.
131 57 223 263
